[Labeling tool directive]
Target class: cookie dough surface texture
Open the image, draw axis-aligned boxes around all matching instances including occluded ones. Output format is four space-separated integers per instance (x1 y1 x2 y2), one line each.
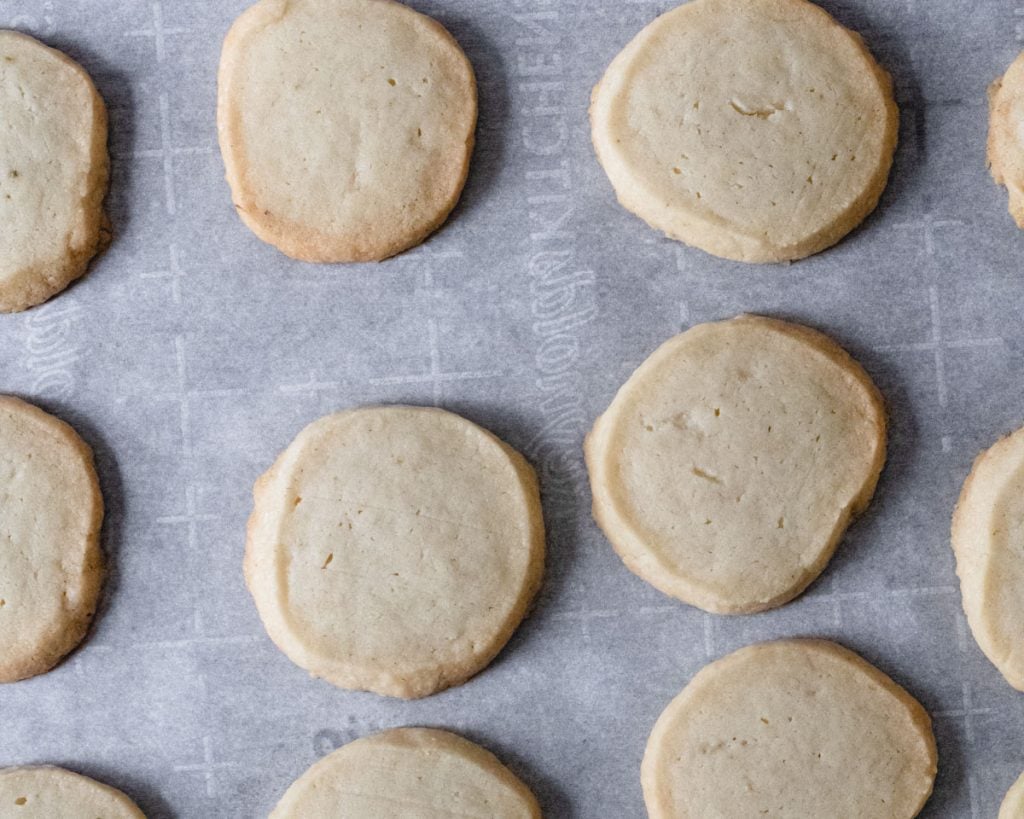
586 315 885 614
218 0 477 262
245 405 544 698
590 0 898 262
0 396 104 682
1002 772 1024 819
0 31 109 312
271 728 540 818
989 52 1024 228
643 639 937 819
0 766 144 818
952 425 1024 691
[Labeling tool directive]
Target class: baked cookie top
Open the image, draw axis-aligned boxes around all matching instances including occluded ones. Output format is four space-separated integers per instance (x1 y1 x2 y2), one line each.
586 315 885 614
642 639 937 819
245 405 544 698
989 52 1024 228
952 425 1024 691
270 728 540 818
0 31 109 312
218 0 477 262
0 766 144 818
590 0 898 262
0 396 104 682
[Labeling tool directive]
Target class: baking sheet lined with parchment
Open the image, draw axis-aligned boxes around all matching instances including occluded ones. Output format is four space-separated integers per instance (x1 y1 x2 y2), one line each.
0 0 1022 816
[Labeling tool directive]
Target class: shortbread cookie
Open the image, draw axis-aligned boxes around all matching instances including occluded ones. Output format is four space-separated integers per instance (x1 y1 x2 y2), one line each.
0 766 144 818
0 31 109 312
590 0 898 262
0 396 104 682
1002 771 1024 818
643 639 937 819
218 0 477 262
989 52 1024 228
952 425 1024 691
271 728 540 818
586 315 885 614
245 406 544 698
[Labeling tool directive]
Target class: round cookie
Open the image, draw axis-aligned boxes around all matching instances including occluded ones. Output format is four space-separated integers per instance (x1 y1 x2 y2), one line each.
245 405 544 698
0 396 104 682
0 31 109 312
989 52 1024 228
217 0 477 262
642 639 937 819
585 315 885 614
1002 771 1024 819
951 425 1024 691
0 766 144 818
590 0 898 263
270 728 540 818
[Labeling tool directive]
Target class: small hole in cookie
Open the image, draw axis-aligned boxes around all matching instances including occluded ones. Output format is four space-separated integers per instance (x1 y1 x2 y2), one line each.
8 170 17 178
714 408 720 417
293 496 302 507
417 128 422 137
777 517 785 529
15 797 27 805
0 599 5 607
672 167 681 175
321 553 334 569
387 78 396 86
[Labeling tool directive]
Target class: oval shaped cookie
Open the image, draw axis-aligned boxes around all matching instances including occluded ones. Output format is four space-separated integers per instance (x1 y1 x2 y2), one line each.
0 396 104 682
0 766 144 818
271 728 540 818
989 52 1024 228
590 0 898 262
245 406 544 698
952 425 1024 691
218 0 477 262
0 31 109 312
585 315 885 614
1002 771 1024 819
643 639 937 819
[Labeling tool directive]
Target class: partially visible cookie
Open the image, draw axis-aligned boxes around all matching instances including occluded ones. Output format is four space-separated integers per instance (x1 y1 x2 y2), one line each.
1002 771 1024 819
642 639 937 819
270 728 540 818
0 766 144 818
951 425 1024 691
0 396 104 682
989 52 1024 228
245 405 544 698
0 31 109 312
585 315 886 614
218 0 477 262
590 0 898 262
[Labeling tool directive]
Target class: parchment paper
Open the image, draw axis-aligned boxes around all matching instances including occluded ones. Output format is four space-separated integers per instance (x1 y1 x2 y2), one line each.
0 0 1022 816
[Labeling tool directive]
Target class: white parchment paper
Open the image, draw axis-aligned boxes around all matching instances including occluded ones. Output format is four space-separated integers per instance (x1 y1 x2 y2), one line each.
0 0 1022 816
